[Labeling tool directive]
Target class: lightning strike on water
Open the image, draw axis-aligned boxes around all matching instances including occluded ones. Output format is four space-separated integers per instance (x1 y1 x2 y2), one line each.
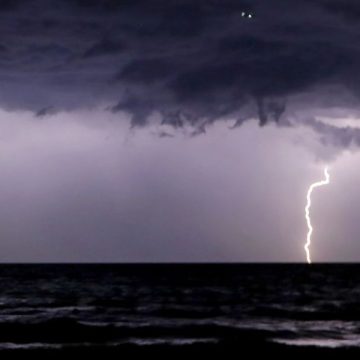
304 167 330 264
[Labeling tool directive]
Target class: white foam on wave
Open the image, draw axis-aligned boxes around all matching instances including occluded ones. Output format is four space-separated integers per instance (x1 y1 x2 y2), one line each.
0 342 63 350
272 336 360 348
126 337 219 346
0 337 219 350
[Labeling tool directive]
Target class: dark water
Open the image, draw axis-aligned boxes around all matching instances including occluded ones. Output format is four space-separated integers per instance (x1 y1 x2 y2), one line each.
0 264 359 352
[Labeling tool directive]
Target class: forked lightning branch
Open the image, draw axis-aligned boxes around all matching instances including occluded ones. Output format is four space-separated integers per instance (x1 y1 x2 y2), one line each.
304 167 330 264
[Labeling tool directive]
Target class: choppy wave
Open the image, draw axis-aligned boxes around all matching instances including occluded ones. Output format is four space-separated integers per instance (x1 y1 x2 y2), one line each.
0 264 358 351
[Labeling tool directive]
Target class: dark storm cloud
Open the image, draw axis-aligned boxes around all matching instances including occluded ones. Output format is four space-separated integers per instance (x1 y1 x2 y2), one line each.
1 0 360 129
315 0 360 22
303 117 360 149
117 58 174 84
35 106 56 117
82 38 126 58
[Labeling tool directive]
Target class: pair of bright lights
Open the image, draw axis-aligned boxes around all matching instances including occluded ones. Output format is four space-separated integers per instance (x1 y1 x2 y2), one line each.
241 11 253 19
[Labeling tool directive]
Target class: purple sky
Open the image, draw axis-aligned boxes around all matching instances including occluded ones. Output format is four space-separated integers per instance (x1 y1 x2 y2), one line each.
0 1 360 261
0 108 357 262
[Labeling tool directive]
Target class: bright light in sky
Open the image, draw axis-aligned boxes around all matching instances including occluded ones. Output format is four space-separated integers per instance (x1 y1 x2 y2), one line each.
241 11 253 18
304 167 330 264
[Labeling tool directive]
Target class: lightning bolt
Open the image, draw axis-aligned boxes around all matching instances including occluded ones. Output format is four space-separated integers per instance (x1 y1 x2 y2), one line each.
304 167 330 264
